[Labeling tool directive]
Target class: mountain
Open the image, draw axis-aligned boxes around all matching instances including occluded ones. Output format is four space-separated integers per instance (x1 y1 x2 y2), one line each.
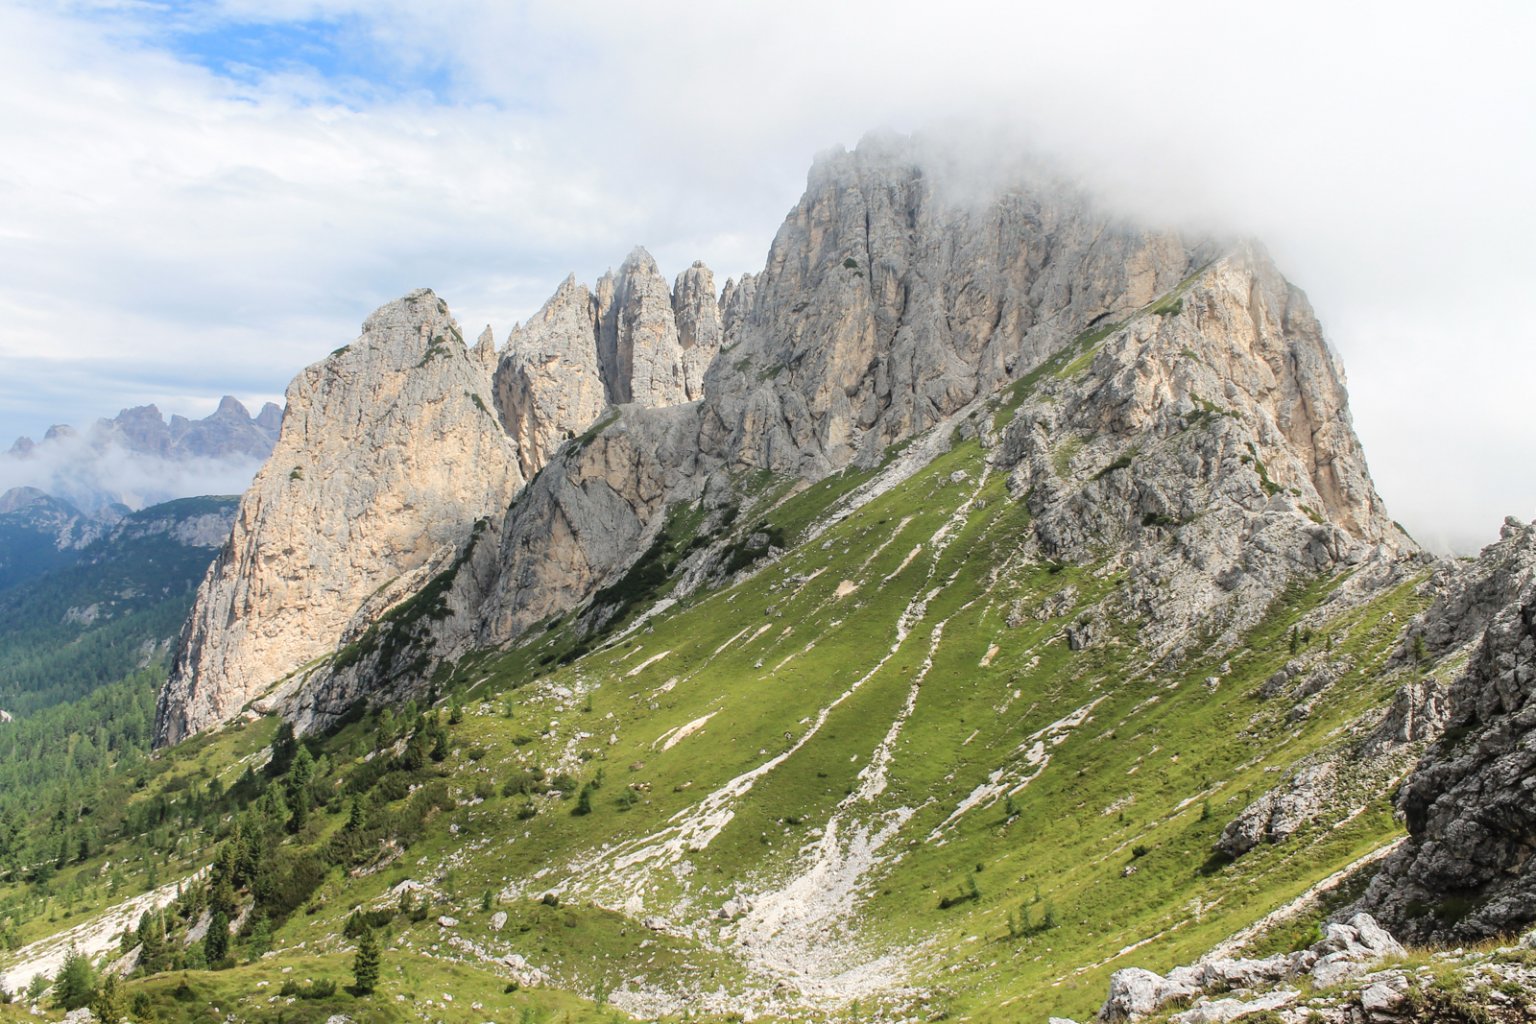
1 396 282 516
154 262 727 745
0 495 238 716
0 486 111 592
1 133 1533 1022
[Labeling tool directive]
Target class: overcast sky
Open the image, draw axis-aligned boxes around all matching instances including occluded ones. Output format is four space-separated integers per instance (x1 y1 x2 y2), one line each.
1 1 1532 553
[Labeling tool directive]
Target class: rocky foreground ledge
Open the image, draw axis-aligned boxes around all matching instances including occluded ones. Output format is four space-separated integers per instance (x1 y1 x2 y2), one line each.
1056 913 1536 1024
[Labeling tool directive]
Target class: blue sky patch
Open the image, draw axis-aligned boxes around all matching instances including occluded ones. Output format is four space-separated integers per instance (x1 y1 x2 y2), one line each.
122 4 455 104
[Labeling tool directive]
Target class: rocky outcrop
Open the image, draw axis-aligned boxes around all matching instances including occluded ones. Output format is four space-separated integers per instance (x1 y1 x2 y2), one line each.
493 250 722 478
153 290 524 745
994 243 1408 659
1217 763 1340 859
1357 518 1536 942
1097 914 1404 1022
1088 916 1536 1024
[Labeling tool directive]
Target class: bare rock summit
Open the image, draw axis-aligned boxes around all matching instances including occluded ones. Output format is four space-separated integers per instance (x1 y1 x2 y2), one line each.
154 290 524 745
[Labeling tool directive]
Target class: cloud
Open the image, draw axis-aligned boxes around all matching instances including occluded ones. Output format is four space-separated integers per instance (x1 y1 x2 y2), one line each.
1 1 1533 552
0 430 264 514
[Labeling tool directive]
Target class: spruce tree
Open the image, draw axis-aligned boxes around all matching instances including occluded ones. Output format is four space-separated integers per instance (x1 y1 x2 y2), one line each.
246 914 272 961
286 744 314 833
352 927 381 995
204 910 230 966
90 972 126 1024
53 946 97 1010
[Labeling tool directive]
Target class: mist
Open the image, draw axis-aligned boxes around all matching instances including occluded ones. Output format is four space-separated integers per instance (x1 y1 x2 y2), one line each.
0 431 263 516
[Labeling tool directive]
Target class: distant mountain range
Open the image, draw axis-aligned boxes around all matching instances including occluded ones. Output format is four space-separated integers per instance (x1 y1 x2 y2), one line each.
0 493 238 716
1 396 281 515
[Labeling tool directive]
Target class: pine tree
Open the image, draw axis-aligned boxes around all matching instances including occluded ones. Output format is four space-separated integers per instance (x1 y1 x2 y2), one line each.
90 972 126 1024
286 744 314 833
268 721 298 778
53 945 97 1010
137 910 168 975
352 927 381 995
246 914 272 961
204 910 230 966
345 796 368 833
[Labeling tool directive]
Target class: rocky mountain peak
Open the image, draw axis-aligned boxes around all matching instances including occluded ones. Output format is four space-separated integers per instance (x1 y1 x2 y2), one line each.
0 485 49 514
2 390 284 516
159 136 1404 759
597 246 713 407
154 288 524 745
493 252 721 479
212 395 250 419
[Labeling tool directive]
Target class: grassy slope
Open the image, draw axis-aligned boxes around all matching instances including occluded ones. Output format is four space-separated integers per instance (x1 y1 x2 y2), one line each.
0 411 1437 1023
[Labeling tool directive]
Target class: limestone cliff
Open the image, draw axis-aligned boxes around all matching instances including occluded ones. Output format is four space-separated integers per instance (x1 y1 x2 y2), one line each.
153 290 523 745
996 242 1407 655
166 132 1409 743
493 274 610 479
493 249 721 479
466 137 1402 655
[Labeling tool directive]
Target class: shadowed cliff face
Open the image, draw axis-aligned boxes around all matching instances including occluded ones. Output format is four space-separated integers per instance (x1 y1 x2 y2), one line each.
1356 519 1536 942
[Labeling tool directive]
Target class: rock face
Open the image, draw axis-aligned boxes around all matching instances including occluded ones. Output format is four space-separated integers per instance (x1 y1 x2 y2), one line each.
493 249 721 478
493 275 612 479
994 243 1407 657
153 291 524 745
267 132 1412 731
1357 518 1536 942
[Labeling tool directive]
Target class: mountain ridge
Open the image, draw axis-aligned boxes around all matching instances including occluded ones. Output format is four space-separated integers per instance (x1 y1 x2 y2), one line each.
49 131 1523 1022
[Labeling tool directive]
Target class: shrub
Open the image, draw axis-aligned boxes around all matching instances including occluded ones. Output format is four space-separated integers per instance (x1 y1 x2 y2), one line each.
280 978 337 999
938 876 982 910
